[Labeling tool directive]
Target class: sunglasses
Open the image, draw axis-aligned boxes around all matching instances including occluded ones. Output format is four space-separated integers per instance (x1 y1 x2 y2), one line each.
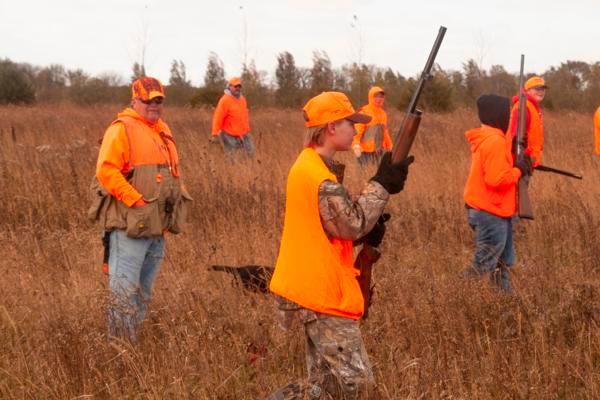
140 97 164 105
233 85 242 89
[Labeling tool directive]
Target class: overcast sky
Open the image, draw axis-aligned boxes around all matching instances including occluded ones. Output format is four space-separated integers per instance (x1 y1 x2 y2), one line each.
1 0 598 85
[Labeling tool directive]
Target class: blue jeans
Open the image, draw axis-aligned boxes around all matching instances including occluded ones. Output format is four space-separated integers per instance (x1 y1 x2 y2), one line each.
465 208 515 292
219 131 255 157
108 229 165 339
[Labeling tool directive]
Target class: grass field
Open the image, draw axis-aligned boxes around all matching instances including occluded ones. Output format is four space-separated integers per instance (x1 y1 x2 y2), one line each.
0 104 598 399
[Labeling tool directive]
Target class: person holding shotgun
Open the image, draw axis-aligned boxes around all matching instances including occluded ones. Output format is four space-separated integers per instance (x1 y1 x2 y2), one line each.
508 76 547 166
267 91 413 399
463 94 533 292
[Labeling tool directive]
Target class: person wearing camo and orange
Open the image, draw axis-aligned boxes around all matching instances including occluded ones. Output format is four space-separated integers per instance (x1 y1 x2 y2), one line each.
267 91 414 399
352 86 393 166
88 77 193 340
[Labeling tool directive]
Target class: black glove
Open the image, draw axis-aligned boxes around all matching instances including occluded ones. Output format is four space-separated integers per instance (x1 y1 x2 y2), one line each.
515 155 533 177
371 152 415 194
362 213 391 248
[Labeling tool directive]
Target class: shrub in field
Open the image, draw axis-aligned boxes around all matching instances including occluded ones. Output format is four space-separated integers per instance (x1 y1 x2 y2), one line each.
0 59 35 105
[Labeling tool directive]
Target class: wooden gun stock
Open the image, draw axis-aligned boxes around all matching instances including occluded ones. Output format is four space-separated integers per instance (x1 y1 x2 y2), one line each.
391 111 422 163
355 245 381 319
517 179 534 220
515 54 534 220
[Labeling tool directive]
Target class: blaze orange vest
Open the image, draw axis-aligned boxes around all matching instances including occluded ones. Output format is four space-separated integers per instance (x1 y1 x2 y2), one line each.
269 148 363 319
90 115 191 237
117 116 180 175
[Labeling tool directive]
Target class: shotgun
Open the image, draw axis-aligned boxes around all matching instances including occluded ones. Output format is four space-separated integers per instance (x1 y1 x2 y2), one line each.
516 55 534 219
356 26 446 318
535 164 582 180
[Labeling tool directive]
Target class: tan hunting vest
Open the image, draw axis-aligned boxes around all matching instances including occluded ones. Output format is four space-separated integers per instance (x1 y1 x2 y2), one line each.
88 116 192 237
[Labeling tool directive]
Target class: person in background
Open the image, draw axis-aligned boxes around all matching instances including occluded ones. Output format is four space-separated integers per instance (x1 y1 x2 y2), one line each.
508 76 547 166
352 86 393 166
211 77 254 157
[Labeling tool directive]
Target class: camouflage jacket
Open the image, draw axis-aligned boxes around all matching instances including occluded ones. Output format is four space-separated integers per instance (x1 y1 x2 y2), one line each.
319 158 389 241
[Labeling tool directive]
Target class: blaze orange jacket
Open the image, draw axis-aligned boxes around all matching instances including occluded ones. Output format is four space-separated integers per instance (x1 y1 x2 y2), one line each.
464 125 522 218
508 92 544 166
96 108 178 207
594 106 600 154
269 147 363 319
211 91 250 137
352 86 392 153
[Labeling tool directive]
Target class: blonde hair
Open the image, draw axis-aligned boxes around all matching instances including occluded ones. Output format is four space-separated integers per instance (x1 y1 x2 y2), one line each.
303 120 346 148
303 123 328 148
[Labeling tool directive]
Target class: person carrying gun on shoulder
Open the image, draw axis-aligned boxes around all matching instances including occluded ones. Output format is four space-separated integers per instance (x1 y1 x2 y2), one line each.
464 94 533 293
352 86 393 166
268 92 413 399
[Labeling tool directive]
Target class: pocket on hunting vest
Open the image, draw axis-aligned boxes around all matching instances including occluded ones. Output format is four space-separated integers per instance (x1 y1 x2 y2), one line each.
125 201 162 238
87 176 108 222
170 187 193 234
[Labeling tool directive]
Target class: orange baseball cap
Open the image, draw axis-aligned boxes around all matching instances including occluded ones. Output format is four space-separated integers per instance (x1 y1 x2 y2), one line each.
303 91 371 127
524 76 547 90
131 77 165 100
228 77 242 86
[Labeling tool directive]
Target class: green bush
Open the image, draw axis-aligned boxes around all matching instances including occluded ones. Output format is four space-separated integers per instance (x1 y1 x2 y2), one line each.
190 87 223 108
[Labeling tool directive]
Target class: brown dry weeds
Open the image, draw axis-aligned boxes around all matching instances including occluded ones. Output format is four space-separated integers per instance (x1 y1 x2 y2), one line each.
0 104 598 399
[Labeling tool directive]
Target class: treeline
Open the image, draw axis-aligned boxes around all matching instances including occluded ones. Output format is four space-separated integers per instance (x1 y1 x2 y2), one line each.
1 52 599 112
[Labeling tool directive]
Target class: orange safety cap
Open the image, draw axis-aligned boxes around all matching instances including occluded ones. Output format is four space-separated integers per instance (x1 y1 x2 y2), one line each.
524 76 547 90
228 77 242 86
131 77 165 100
302 91 371 127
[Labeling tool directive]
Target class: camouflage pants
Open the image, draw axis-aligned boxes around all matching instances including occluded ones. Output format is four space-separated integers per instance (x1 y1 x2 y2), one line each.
268 309 373 400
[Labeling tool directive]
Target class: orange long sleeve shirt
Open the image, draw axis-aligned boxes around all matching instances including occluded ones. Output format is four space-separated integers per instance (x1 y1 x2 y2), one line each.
211 92 250 137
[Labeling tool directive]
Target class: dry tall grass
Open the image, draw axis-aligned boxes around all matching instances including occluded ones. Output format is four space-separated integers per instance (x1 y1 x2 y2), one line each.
0 104 598 399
